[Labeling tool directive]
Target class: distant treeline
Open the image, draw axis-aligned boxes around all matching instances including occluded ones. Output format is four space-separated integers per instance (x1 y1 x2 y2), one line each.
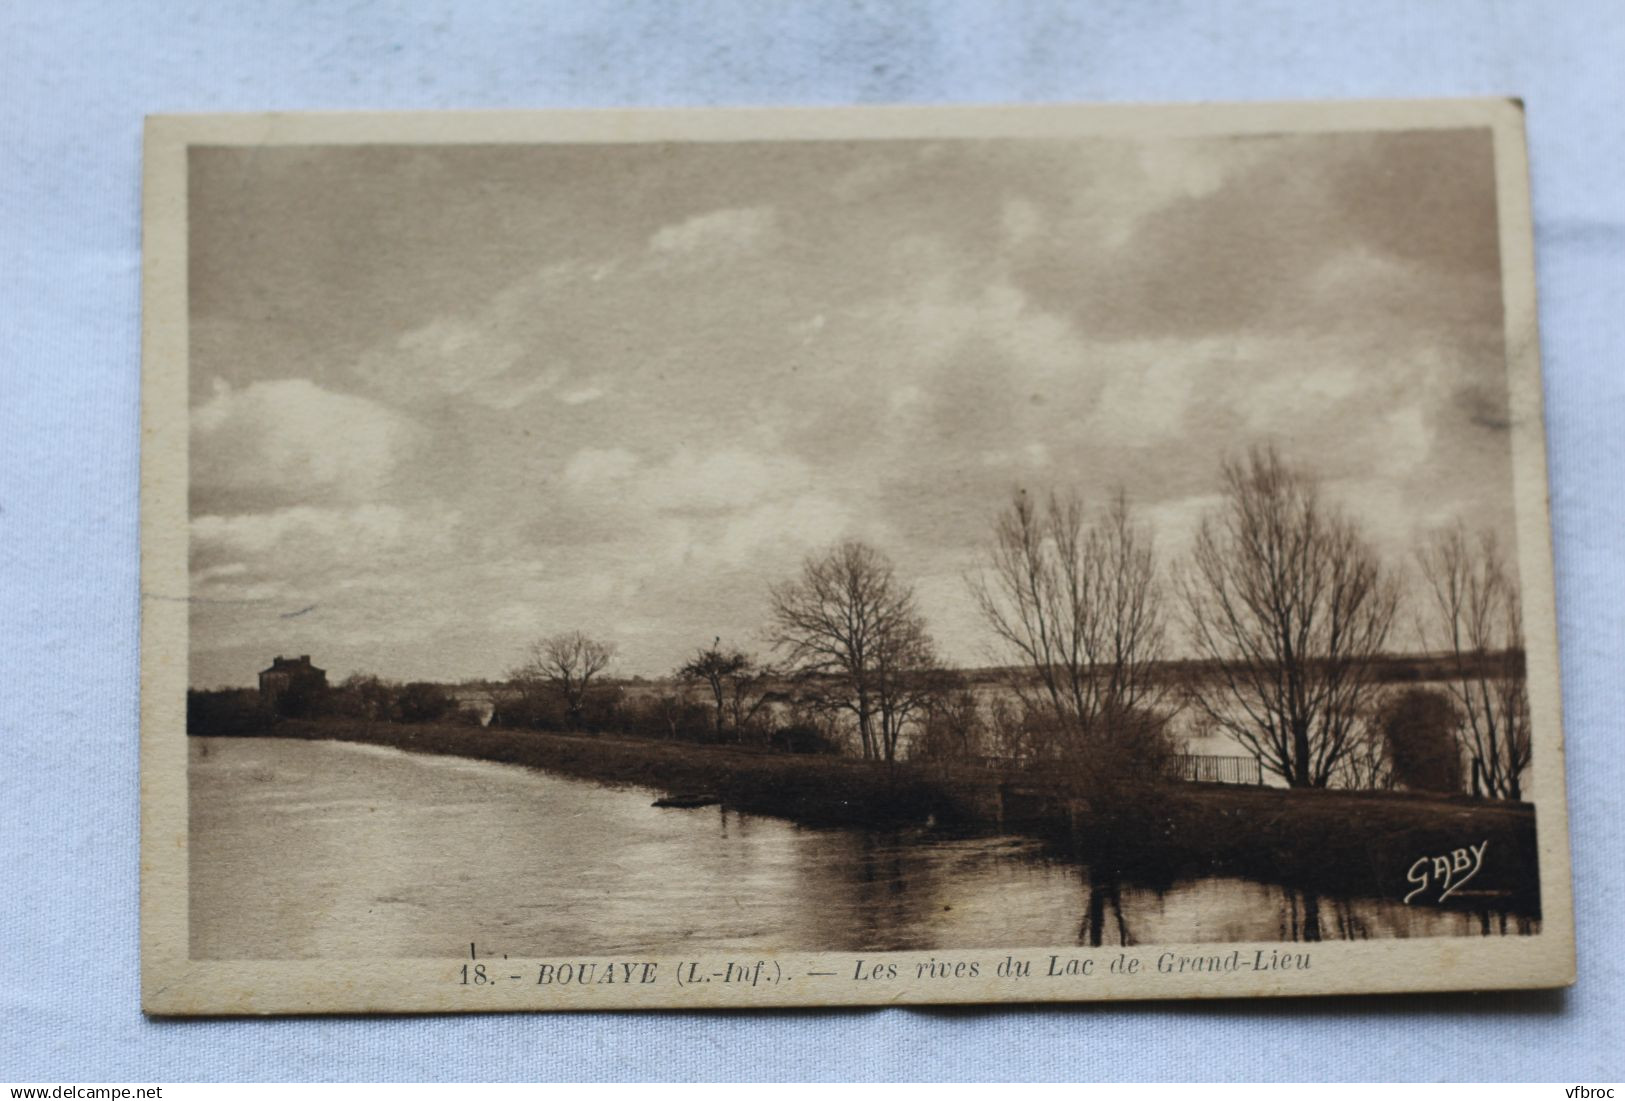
1140 649 1526 690
187 677 844 756
187 679 477 737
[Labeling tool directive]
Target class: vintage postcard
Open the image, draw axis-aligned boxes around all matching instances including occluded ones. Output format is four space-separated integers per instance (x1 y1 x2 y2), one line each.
141 100 1575 1014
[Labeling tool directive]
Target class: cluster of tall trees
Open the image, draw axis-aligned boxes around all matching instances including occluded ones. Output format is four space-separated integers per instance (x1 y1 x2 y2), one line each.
505 443 1532 799
1415 526 1532 799
509 631 617 729
1175 445 1527 797
676 641 778 744
968 488 1177 787
1179 447 1401 789
768 542 939 762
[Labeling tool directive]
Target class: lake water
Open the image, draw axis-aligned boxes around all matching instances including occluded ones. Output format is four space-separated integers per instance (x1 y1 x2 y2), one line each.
189 737 1535 960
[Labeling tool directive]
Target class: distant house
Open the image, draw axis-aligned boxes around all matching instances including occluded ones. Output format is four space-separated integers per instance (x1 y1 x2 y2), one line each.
258 654 327 711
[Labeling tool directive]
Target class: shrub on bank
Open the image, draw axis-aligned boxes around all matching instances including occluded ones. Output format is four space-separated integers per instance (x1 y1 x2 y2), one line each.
393 681 458 724
496 686 626 732
1376 687 1467 794
613 694 715 742
768 723 844 755
192 677 492 733
187 688 275 736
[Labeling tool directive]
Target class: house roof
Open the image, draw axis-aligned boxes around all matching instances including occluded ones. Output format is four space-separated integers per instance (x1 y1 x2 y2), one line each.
259 655 325 677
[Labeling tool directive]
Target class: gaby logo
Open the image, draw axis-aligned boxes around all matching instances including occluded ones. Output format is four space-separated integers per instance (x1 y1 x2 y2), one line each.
1404 840 1489 904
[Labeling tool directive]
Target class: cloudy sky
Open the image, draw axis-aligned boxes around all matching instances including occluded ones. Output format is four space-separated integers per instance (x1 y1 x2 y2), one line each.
187 127 1516 687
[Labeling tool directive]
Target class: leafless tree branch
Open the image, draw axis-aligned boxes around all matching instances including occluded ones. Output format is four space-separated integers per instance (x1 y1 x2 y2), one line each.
1177 444 1398 787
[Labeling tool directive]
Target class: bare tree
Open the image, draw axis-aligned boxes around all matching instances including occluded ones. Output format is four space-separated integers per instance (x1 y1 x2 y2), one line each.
969 488 1174 774
725 660 781 743
871 616 941 764
679 641 749 740
514 630 616 728
1179 444 1399 788
677 639 778 742
1417 525 1530 799
769 540 936 763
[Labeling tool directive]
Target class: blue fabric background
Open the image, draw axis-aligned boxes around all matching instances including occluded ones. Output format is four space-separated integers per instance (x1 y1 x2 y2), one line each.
1 0 1620 1082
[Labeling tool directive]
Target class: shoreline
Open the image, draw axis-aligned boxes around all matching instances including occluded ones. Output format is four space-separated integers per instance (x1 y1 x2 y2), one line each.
200 719 1542 917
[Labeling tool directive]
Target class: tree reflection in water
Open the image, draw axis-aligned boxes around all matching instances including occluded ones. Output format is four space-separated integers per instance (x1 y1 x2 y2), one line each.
1284 891 1370 941
1079 874 1133 947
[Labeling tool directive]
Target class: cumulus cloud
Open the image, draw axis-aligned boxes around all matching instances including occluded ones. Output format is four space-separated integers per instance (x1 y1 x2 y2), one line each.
187 497 467 660
350 277 561 408
560 444 814 516
192 503 411 560
339 204 775 419
648 205 777 257
560 384 607 406
711 493 855 566
1010 128 1501 341
1081 340 1208 444
191 379 417 513
882 274 1089 384
639 446 810 513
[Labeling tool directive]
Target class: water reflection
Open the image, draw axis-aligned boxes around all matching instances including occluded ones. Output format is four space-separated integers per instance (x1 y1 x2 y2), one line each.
1285 888 1321 942
189 737 1537 960
1079 876 1131 947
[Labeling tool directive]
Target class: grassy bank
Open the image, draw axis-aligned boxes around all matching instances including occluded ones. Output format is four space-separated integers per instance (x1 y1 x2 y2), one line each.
266 718 967 826
1102 779 1540 916
222 718 1540 916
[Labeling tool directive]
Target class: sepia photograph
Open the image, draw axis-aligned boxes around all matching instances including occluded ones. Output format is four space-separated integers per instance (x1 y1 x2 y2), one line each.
140 101 1573 1012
